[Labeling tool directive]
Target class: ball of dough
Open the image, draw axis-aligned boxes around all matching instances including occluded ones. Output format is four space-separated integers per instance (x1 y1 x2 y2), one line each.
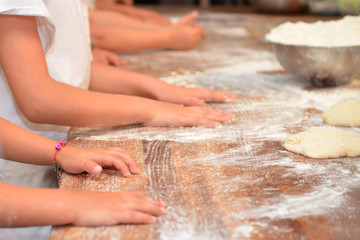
322 99 360 127
283 126 360 158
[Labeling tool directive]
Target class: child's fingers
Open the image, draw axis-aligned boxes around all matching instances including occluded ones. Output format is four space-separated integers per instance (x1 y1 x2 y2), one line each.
83 151 131 177
186 108 234 125
191 88 237 103
88 148 138 177
191 23 205 37
113 193 166 223
97 55 108 65
105 149 139 174
177 117 221 127
145 103 235 127
179 92 235 106
117 151 139 174
177 11 198 26
127 195 167 217
83 160 103 175
116 211 158 224
117 161 133 177
175 108 233 127
108 54 127 67
182 96 205 106
99 154 133 177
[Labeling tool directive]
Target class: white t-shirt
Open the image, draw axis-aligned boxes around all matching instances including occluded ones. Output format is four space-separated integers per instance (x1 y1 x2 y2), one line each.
0 0 91 187
0 0 91 239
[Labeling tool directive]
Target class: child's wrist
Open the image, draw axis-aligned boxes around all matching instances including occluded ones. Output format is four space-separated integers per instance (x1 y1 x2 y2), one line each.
53 140 66 163
53 140 66 184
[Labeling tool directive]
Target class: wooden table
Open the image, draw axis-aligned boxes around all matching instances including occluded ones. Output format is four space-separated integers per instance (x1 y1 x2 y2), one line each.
50 7 360 240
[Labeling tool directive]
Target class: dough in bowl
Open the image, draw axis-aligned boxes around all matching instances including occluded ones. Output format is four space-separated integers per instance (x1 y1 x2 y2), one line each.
322 99 360 127
283 126 360 158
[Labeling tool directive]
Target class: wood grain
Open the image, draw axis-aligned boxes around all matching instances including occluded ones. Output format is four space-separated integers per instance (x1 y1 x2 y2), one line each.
50 7 360 240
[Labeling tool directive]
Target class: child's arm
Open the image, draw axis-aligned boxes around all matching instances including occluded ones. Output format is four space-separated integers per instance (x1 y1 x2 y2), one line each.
96 1 172 26
90 12 206 52
0 15 233 128
0 117 138 176
89 8 162 31
92 47 127 66
0 182 166 227
90 62 237 106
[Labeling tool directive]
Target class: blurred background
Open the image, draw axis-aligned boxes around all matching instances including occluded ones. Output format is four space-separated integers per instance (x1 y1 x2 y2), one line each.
134 0 360 16
134 0 250 6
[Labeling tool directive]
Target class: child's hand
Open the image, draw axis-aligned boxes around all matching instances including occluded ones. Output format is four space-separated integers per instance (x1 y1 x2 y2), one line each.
132 8 171 26
56 146 139 177
72 190 166 225
91 47 127 66
144 101 234 127
155 85 237 106
167 12 205 50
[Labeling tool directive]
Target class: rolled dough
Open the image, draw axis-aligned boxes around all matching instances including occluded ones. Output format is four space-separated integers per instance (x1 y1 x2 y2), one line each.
322 100 360 127
283 126 360 158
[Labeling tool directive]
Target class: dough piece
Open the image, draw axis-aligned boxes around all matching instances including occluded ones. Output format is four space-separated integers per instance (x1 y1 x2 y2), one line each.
322 100 360 127
283 126 360 158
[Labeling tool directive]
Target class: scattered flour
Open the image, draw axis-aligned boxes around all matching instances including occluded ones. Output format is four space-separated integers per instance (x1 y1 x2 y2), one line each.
265 16 360 47
209 27 248 37
65 12 360 240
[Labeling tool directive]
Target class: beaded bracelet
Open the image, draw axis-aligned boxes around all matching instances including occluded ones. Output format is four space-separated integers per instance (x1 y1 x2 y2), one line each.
53 140 66 163
53 140 66 184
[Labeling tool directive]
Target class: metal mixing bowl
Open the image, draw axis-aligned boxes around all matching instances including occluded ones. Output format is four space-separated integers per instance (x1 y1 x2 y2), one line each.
271 43 360 87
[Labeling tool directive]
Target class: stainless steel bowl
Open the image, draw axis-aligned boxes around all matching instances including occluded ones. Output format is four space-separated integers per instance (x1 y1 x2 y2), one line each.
271 43 360 87
251 0 305 13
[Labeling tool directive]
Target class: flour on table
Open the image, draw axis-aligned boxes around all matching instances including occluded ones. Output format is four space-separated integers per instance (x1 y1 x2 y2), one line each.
210 27 248 37
322 99 360 127
283 126 360 158
265 16 360 47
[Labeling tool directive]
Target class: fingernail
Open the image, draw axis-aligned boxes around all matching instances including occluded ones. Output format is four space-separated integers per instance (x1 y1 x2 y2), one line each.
213 122 221 127
227 113 235 119
224 94 236 101
93 166 102 174
149 216 157 223
160 207 167 214
160 200 166 207
131 166 140 174
224 98 234 103
197 100 205 106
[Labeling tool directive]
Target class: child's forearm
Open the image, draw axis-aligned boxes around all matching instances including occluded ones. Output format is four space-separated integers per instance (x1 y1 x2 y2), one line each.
89 61 172 98
90 25 172 52
96 2 141 17
0 183 76 227
95 2 171 26
0 16 154 127
0 118 56 166
0 182 166 227
89 9 162 31
0 15 233 129
25 81 156 127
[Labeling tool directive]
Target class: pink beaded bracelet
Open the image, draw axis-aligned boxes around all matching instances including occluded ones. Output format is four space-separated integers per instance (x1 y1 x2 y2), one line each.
53 140 66 163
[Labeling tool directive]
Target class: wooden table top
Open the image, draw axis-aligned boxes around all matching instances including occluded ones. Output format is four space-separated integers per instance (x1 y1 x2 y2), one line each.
50 7 360 240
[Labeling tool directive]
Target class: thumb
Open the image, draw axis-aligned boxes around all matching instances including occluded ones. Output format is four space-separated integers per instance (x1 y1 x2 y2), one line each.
84 161 103 174
177 11 198 25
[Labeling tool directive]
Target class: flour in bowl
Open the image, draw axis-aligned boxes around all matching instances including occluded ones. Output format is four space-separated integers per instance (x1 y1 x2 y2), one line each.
265 16 360 47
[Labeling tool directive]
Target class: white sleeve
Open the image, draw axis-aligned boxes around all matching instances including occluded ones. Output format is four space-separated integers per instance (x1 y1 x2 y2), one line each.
0 0 55 53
